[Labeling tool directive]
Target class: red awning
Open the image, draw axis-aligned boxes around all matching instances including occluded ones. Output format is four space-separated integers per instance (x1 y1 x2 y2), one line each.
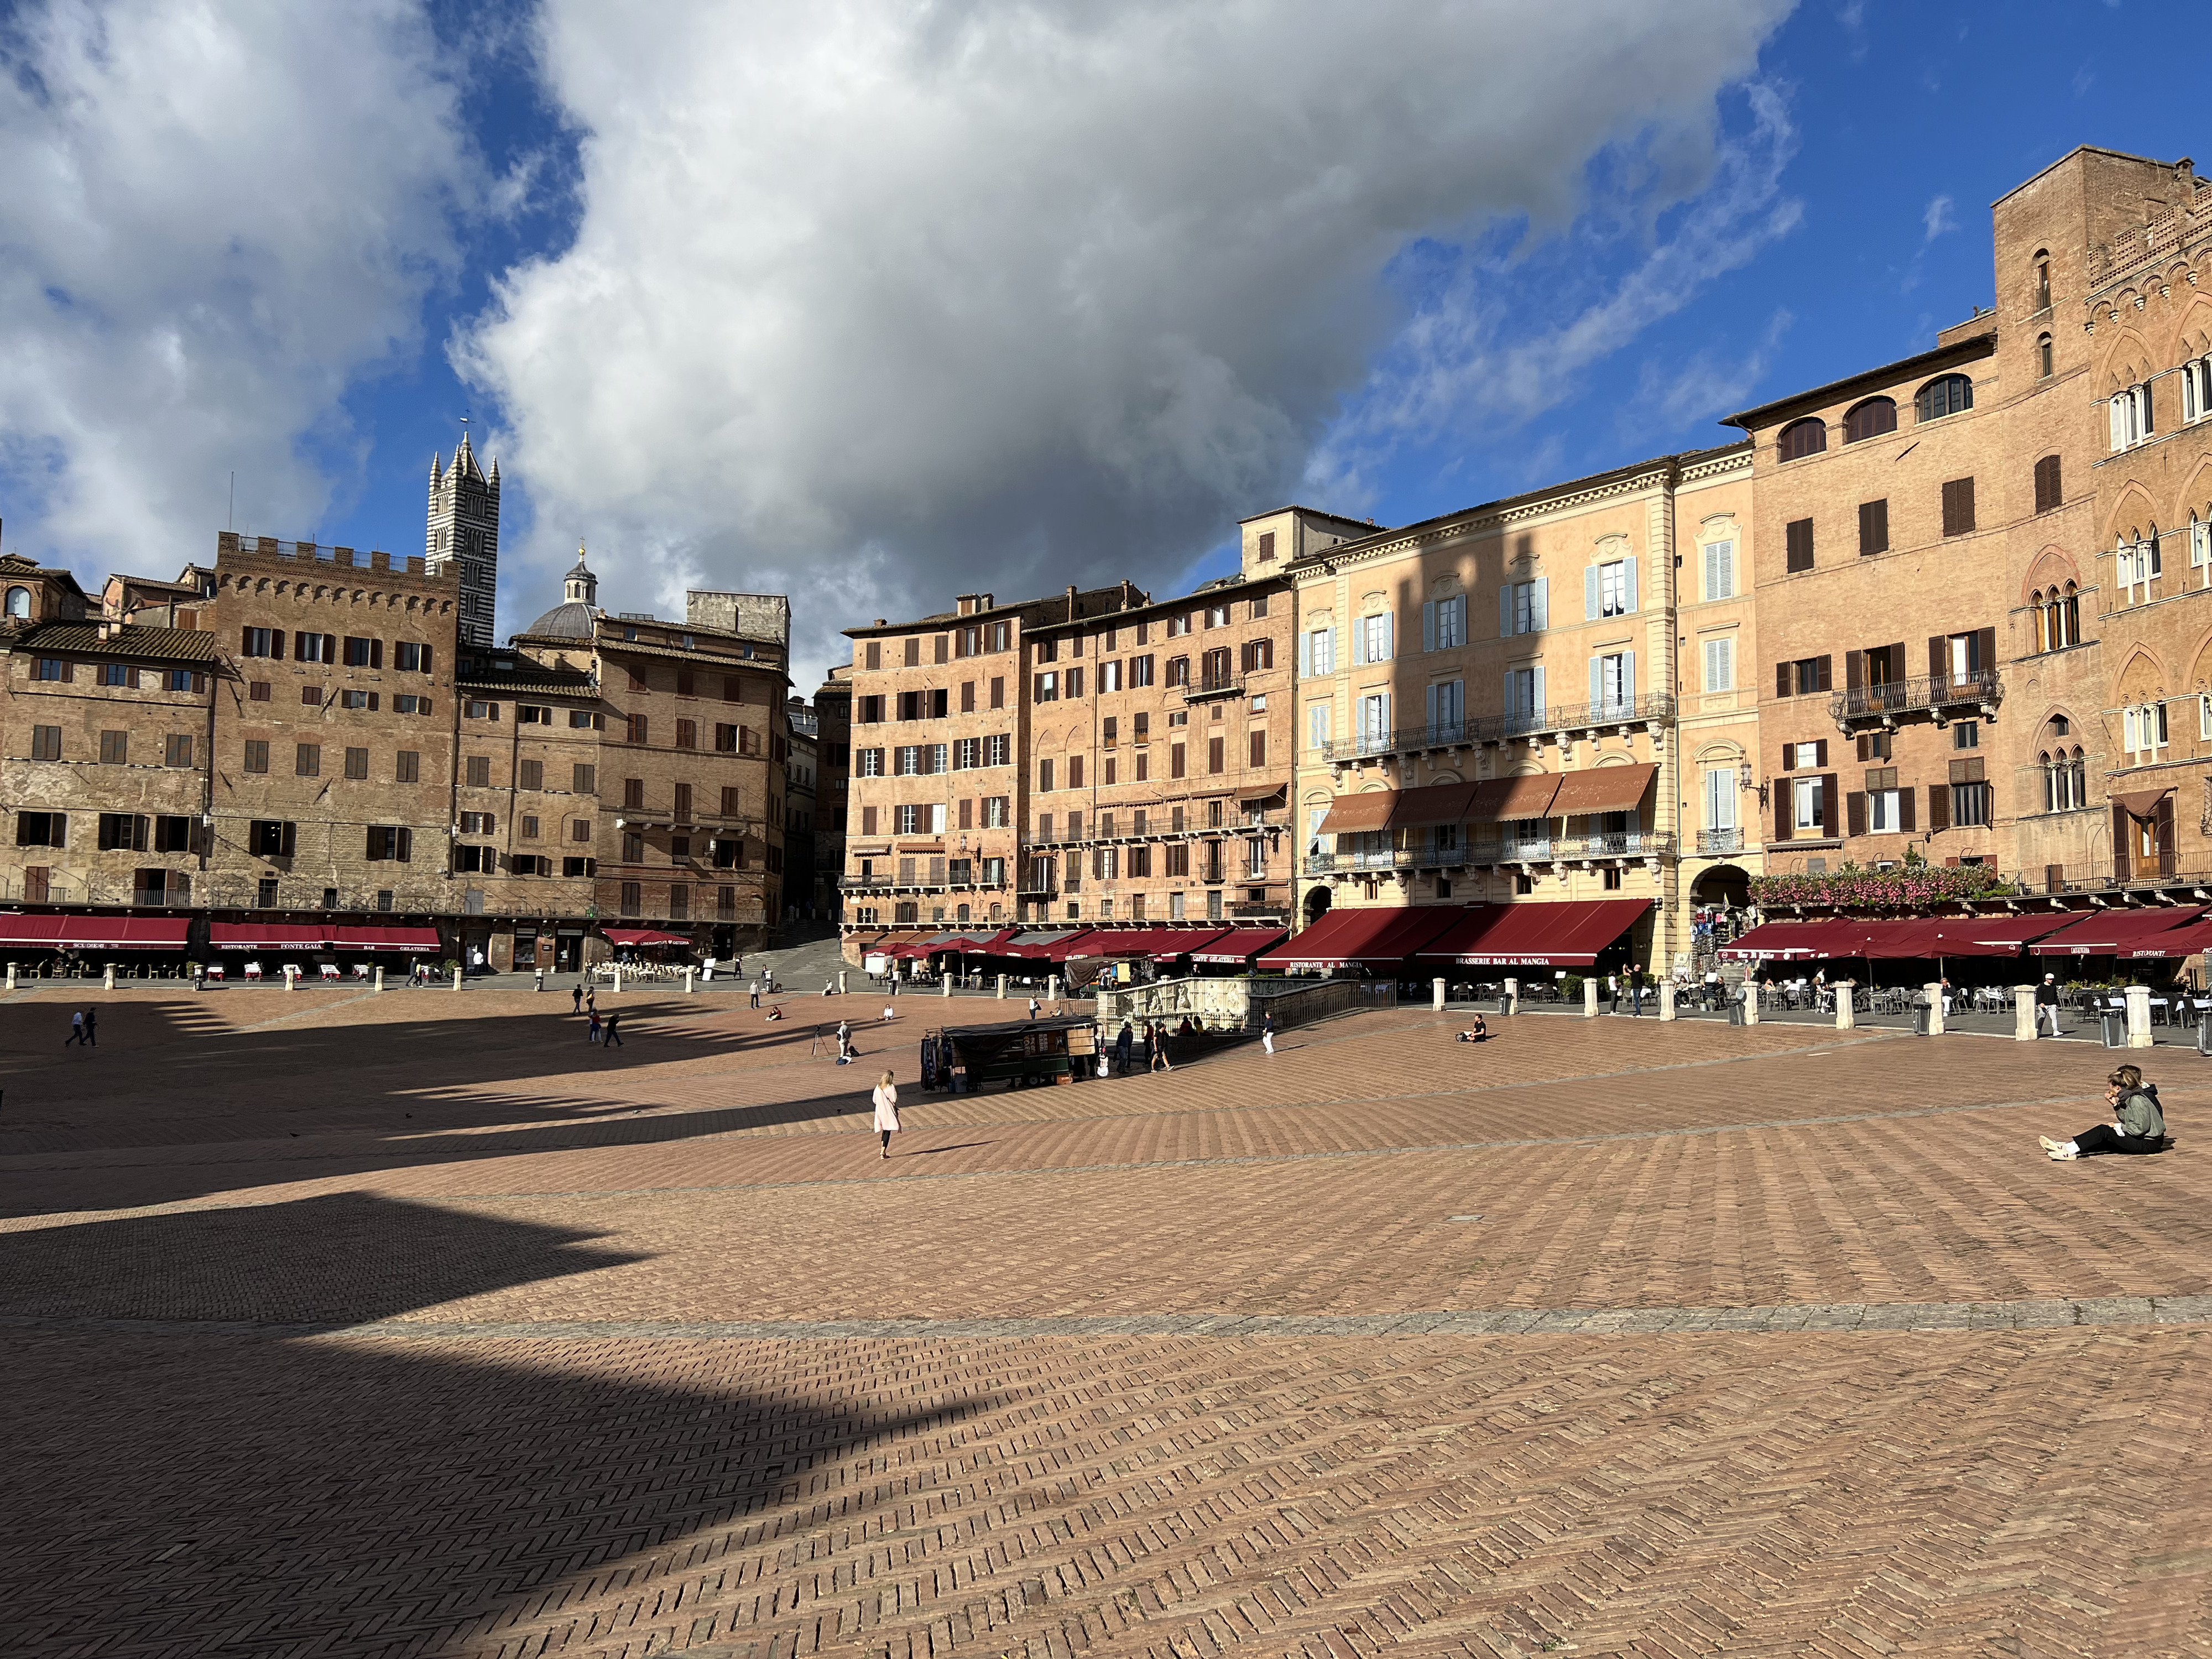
2127 918 2212 958
601 927 691 947
1927 913 2079 953
1044 930 1105 962
2031 906 2208 956
1081 927 1232 959
1415 898 1651 967
331 925 442 952
1149 927 1234 962
1188 926 1287 964
1256 906 1459 969
0 914 192 950
210 922 330 952
1717 920 1864 961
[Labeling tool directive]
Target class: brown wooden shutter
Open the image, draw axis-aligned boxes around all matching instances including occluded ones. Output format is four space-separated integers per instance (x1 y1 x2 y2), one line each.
1845 650 1864 690
2045 863 2065 892
1928 635 1946 679
861 806 878 836
1820 774 1838 834
1927 784 1949 831
1856 734 1871 761
1776 661 1792 700
2158 795 2176 868
1781 741 1793 774
1775 787 1792 843
1208 736 1224 774
958 797 973 831
1847 791 1867 837
1815 655 1832 692
1974 627 1995 676
1814 738 1828 768
2112 803 2131 880
1898 786 1916 831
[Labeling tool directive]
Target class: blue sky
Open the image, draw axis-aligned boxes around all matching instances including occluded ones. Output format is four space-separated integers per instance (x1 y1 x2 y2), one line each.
1 0 2200 687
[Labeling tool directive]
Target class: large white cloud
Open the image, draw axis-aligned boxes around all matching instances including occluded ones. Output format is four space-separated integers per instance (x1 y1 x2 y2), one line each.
0 0 472 576
469 0 1793 686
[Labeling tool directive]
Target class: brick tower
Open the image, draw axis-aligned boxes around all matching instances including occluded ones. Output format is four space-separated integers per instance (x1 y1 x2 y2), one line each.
427 431 500 648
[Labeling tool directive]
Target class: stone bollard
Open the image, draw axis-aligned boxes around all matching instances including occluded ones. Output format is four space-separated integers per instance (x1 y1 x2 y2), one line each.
941 974 951 998
2125 983 2153 1048
996 974 1007 999
2014 984 2036 1041
1924 982 1945 1035
103 963 115 990
1835 985 1855 1030
1742 985 1760 1025
452 966 463 992
1432 977 1446 1012
1503 977 1517 1015
612 966 623 994
1658 980 1677 1022
374 966 385 993
685 967 695 993
1584 978 1599 1018
284 965 296 992
838 970 848 995
1047 975 1061 1003
5 963 14 990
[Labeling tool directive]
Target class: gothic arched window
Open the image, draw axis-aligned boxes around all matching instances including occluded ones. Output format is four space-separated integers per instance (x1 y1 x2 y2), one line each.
3 586 28 619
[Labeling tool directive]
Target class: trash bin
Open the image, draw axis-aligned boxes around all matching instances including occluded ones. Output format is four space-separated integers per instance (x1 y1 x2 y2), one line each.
1911 1003 1931 1036
1726 999 1745 1027
2100 1009 2126 1048
2196 1011 2211 1056
1498 991 1515 1017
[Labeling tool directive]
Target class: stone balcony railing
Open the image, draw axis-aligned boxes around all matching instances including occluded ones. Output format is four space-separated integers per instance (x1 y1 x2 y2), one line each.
1319 693 1675 765
1829 671 2002 731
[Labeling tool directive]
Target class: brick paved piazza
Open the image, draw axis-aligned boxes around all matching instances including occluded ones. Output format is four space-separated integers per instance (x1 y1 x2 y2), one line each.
4 988 2210 1658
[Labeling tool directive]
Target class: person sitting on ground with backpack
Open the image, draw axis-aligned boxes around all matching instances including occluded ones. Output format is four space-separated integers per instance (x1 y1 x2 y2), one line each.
1455 1015 1489 1042
2041 1063 2169 1160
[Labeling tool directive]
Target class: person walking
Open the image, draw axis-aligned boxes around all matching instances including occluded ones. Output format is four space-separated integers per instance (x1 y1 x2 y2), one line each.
1149 1021 1173 1073
2035 973 2063 1037
587 1009 603 1045
585 987 597 1018
2041 1064 2166 1159
572 983 583 1015
749 979 761 1010
1609 973 1621 1014
1114 1020 1134 1076
603 1010 623 1048
872 1070 901 1159
836 1018 854 1063
65 1009 85 1048
1027 995 1040 1021
1261 1011 1277 1056
81 1006 96 1048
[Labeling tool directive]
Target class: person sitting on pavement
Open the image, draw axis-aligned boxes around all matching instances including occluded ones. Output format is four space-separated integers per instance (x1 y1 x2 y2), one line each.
1455 1015 1489 1042
2041 1064 2168 1160
765 1004 785 1022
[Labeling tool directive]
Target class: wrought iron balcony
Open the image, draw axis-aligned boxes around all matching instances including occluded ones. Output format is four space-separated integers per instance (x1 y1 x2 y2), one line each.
1828 670 2002 729
1319 693 1676 764
1310 832 1676 874
1695 828 1745 855
1181 672 1247 704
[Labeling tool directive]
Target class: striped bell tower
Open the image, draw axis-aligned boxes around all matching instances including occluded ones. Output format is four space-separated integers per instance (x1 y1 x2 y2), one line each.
426 430 500 648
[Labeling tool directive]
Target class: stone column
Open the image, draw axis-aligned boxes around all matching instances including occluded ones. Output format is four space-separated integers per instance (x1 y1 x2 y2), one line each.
284 964 295 993
103 963 115 990
1432 977 1446 1011
374 966 385 993
838 970 848 995
996 974 1007 999
1742 984 1760 1025
452 966 463 993
6 963 15 990
1583 978 1599 1018
1047 975 1061 1003
684 967 695 993
1658 980 1677 1021
941 975 951 998
612 966 623 994
1503 976 1517 1014
2013 985 2036 1041
1923 982 1945 1035
1835 985 1855 1030
2125 983 2153 1048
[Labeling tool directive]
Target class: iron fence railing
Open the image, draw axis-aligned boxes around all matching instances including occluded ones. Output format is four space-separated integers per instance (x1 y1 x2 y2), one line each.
1307 832 1676 873
1696 828 1745 855
1829 670 2003 725
1319 693 1677 762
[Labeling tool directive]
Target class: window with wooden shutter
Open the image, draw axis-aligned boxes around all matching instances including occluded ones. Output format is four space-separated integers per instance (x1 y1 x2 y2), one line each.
1843 397 1897 442
2033 455 2062 514
1858 499 1888 555
1926 784 1950 831
1941 477 1976 536
1778 418 1827 460
1208 737 1224 774
1785 518 1814 572
1249 729 1265 767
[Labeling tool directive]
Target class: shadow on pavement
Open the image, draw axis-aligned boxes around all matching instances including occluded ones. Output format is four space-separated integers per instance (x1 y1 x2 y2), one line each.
0 1193 975 1656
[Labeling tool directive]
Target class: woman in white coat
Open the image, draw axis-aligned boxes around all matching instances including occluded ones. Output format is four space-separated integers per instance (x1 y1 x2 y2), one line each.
872 1070 900 1159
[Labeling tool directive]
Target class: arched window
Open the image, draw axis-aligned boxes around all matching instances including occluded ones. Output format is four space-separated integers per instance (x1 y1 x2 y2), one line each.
2037 334 2053 379
1916 374 1974 422
2041 750 2058 813
2110 380 2152 448
2031 590 2048 654
2033 252 2051 311
2192 514 2210 587
2 586 28 619
2070 747 2086 805
2183 355 2212 423
1778 417 1827 461
2118 533 2160 602
1843 397 1897 443
2058 581 2080 647
2033 453 2062 513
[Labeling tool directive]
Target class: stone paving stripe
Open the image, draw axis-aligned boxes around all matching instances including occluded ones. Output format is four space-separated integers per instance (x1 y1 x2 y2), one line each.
7 1293 2212 1342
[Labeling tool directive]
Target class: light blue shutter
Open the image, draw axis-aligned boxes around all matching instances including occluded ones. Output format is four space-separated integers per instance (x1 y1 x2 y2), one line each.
1584 566 1599 620
1422 601 1436 651
1332 625 1343 674
1623 557 1639 613
1381 613 1394 659
1589 656 1603 717
1531 665 1546 720
1500 587 1513 639
1298 631 1312 680
1531 578 1548 630
1426 682 1439 734
1622 649 1636 700
1351 618 1365 666
1504 671 1517 718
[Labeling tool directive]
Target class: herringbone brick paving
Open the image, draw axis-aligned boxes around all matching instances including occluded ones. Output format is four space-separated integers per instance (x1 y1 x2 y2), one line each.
2 989 2208 1655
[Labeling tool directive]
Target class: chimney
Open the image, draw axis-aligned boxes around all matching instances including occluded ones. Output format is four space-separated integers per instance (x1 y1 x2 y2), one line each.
1067 583 1078 622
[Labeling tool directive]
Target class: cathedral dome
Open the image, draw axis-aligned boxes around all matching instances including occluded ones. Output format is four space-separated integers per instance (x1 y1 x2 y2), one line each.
525 544 601 638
